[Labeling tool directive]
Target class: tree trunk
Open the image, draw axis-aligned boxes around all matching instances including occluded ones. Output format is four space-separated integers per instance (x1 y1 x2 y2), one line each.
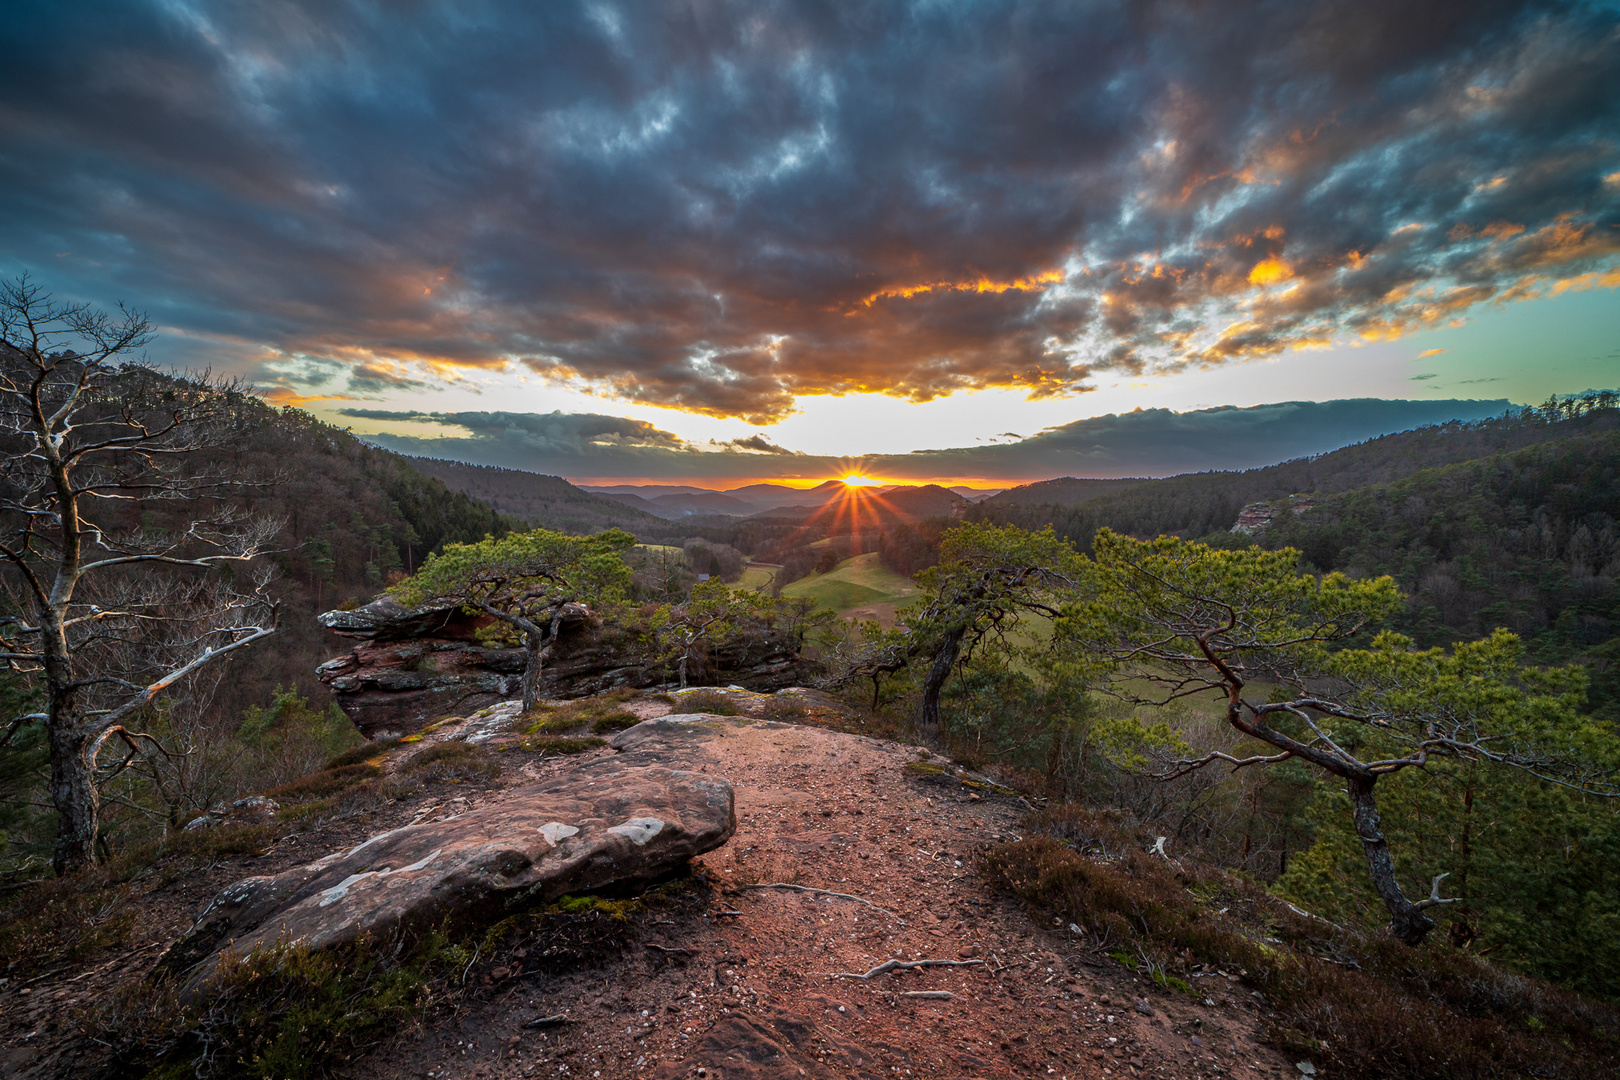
918 627 964 732
1346 774 1435 946
48 709 98 876
521 631 546 711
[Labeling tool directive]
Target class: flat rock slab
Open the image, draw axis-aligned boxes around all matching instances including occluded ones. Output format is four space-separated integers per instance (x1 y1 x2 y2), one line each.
161 759 734 987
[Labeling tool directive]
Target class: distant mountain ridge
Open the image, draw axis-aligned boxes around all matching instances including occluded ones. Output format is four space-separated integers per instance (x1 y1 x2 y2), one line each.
404 458 677 535
976 398 1620 543
357 397 1516 482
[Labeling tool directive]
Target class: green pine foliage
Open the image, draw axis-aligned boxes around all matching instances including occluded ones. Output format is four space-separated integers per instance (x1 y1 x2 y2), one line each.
1279 763 1620 1002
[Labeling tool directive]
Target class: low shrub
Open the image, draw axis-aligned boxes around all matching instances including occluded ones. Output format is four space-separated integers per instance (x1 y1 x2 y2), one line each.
402 740 501 782
980 807 1620 1080
263 763 381 801
335 776 421 813
589 712 641 734
83 930 467 1080
168 823 278 859
514 735 607 755
323 739 404 771
672 689 745 715
0 875 138 979
756 696 811 722
524 690 647 736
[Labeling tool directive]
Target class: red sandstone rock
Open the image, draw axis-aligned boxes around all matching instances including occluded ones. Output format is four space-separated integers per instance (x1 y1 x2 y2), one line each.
160 761 735 987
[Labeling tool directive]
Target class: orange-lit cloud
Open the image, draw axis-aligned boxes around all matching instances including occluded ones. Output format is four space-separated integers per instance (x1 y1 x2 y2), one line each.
4 0 1616 424
1248 257 1292 285
855 269 1064 308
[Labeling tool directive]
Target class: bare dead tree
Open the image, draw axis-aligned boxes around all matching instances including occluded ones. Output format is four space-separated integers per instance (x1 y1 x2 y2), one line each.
0 275 279 874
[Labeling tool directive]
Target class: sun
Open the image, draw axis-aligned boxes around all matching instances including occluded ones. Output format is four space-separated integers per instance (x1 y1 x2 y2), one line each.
838 474 883 487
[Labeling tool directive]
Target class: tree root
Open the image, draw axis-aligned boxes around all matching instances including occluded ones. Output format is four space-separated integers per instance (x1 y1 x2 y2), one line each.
645 942 692 956
736 882 896 917
833 958 985 979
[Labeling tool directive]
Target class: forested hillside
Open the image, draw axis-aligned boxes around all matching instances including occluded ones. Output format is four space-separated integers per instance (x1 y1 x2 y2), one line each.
402 457 680 535
926 394 1620 1001
979 397 1619 539
1263 426 1620 716
971 397 1620 680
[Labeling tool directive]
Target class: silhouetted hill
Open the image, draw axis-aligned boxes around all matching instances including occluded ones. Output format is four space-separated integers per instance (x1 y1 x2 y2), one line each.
976 401 1620 542
403 458 677 536
984 476 1147 507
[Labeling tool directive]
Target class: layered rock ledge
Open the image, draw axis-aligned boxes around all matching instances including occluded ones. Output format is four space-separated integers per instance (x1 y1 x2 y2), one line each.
317 597 820 737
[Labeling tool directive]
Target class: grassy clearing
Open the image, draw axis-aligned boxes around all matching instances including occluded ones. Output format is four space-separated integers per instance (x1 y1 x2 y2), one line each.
736 564 776 591
780 552 917 616
981 803 1620 1080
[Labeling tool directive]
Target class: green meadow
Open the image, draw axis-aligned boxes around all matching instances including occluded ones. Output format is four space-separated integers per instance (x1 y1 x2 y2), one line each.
778 552 918 623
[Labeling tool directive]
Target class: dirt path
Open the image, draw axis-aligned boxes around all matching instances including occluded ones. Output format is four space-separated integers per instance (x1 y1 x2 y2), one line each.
354 710 1298 1080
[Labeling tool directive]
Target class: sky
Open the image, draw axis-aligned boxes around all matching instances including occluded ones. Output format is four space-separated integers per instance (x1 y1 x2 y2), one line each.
2 1 1616 485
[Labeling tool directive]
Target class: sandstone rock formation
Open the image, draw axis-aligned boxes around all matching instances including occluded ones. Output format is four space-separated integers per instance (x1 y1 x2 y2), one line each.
317 597 821 737
160 759 736 988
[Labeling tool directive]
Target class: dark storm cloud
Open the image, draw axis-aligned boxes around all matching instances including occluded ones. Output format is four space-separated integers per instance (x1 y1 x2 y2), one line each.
351 398 1513 481
2 1 1616 419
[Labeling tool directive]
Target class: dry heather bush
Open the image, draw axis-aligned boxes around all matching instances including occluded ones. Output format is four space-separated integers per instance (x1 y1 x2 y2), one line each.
0 875 138 979
82 931 465 1080
755 695 811 722
333 776 421 814
401 740 502 782
263 762 381 801
670 688 746 715
981 804 1620 1080
322 738 405 770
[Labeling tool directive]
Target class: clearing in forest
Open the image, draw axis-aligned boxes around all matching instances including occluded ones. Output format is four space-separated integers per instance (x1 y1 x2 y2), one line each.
780 552 918 624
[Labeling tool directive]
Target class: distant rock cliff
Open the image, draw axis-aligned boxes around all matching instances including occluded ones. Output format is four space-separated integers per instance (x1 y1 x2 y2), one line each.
316 598 821 738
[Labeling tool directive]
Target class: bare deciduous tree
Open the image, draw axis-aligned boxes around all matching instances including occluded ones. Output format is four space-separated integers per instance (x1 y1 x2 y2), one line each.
0 276 279 875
